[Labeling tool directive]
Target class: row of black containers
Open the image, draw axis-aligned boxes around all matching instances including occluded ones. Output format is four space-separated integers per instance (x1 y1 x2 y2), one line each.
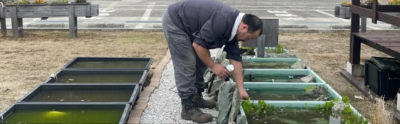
0 57 153 124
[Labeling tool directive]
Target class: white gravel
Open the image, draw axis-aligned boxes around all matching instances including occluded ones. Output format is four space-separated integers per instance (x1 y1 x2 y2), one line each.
140 49 220 124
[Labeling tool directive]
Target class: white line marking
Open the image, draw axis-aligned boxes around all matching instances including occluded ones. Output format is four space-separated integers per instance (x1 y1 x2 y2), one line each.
281 18 305 21
267 10 288 13
99 13 110 16
315 10 381 30
275 14 297 17
135 2 155 29
268 10 298 17
315 10 348 22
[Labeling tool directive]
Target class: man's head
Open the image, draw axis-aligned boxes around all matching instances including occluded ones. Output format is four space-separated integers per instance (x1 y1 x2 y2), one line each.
236 14 263 42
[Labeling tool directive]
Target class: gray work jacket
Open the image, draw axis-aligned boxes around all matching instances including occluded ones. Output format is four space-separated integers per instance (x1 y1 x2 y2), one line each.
167 0 246 62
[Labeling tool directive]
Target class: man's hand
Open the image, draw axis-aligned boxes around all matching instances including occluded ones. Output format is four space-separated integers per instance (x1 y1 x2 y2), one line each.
239 88 249 99
229 59 249 99
211 64 230 78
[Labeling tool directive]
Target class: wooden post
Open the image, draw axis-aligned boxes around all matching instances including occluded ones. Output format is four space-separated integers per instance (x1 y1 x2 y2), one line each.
256 35 265 58
69 5 77 38
0 1 6 37
242 19 279 47
0 18 5 37
9 7 23 38
350 0 361 65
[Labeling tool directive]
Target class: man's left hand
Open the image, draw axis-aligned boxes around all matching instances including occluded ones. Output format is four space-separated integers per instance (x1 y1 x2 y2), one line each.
239 88 249 99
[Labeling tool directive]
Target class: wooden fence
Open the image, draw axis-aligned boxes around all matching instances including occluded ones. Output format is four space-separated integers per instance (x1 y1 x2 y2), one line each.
0 1 99 38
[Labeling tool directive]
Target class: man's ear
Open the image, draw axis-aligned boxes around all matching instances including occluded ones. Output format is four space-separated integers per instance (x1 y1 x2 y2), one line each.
241 24 248 32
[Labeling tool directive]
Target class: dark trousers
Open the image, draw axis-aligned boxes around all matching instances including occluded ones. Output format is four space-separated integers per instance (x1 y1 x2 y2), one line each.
161 10 208 99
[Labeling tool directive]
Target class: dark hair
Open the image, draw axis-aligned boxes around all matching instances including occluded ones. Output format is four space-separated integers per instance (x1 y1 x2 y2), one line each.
241 14 263 35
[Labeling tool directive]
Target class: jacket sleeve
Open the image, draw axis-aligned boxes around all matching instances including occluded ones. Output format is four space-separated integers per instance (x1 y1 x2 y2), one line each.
192 14 228 49
224 39 247 62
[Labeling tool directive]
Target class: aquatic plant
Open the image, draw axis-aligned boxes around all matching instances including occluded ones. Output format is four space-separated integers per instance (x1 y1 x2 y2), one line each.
314 96 369 124
267 44 285 54
304 85 314 93
242 98 276 121
242 96 369 124
242 47 256 55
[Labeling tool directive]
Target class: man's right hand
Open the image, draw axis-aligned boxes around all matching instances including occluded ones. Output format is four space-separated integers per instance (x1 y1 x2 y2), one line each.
211 64 230 78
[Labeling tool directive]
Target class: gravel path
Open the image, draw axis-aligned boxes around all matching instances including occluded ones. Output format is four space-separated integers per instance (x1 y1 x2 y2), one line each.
141 49 219 123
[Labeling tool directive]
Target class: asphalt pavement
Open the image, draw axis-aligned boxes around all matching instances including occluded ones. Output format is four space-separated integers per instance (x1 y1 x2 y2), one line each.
1 0 398 31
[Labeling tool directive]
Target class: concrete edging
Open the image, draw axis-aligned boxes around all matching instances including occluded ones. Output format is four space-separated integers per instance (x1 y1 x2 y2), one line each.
126 49 171 123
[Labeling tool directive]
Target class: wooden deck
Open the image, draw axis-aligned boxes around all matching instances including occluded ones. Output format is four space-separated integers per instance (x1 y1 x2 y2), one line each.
350 32 400 64
354 33 400 57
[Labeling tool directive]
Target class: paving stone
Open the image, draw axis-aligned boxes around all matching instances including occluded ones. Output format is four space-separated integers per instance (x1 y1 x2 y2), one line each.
134 102 148 110
130 109 143 117
149 79 160 87
139 91 152 97
137 97 150 103
151 72 162 79
127 117 141 124
143 86 156 93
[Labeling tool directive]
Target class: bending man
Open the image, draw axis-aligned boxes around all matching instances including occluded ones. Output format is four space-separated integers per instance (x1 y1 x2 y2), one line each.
162 0 263 123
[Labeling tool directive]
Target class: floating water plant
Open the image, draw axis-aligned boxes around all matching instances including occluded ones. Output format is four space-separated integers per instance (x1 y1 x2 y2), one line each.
241 96 368 124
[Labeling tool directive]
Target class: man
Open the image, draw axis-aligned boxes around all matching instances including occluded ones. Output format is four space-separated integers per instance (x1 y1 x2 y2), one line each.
162 0 263 123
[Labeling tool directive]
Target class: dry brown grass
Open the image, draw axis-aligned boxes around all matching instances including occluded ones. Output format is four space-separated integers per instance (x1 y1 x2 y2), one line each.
0 31 398 123
368 96 395 124
278 32 396 124
0 31 168 112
